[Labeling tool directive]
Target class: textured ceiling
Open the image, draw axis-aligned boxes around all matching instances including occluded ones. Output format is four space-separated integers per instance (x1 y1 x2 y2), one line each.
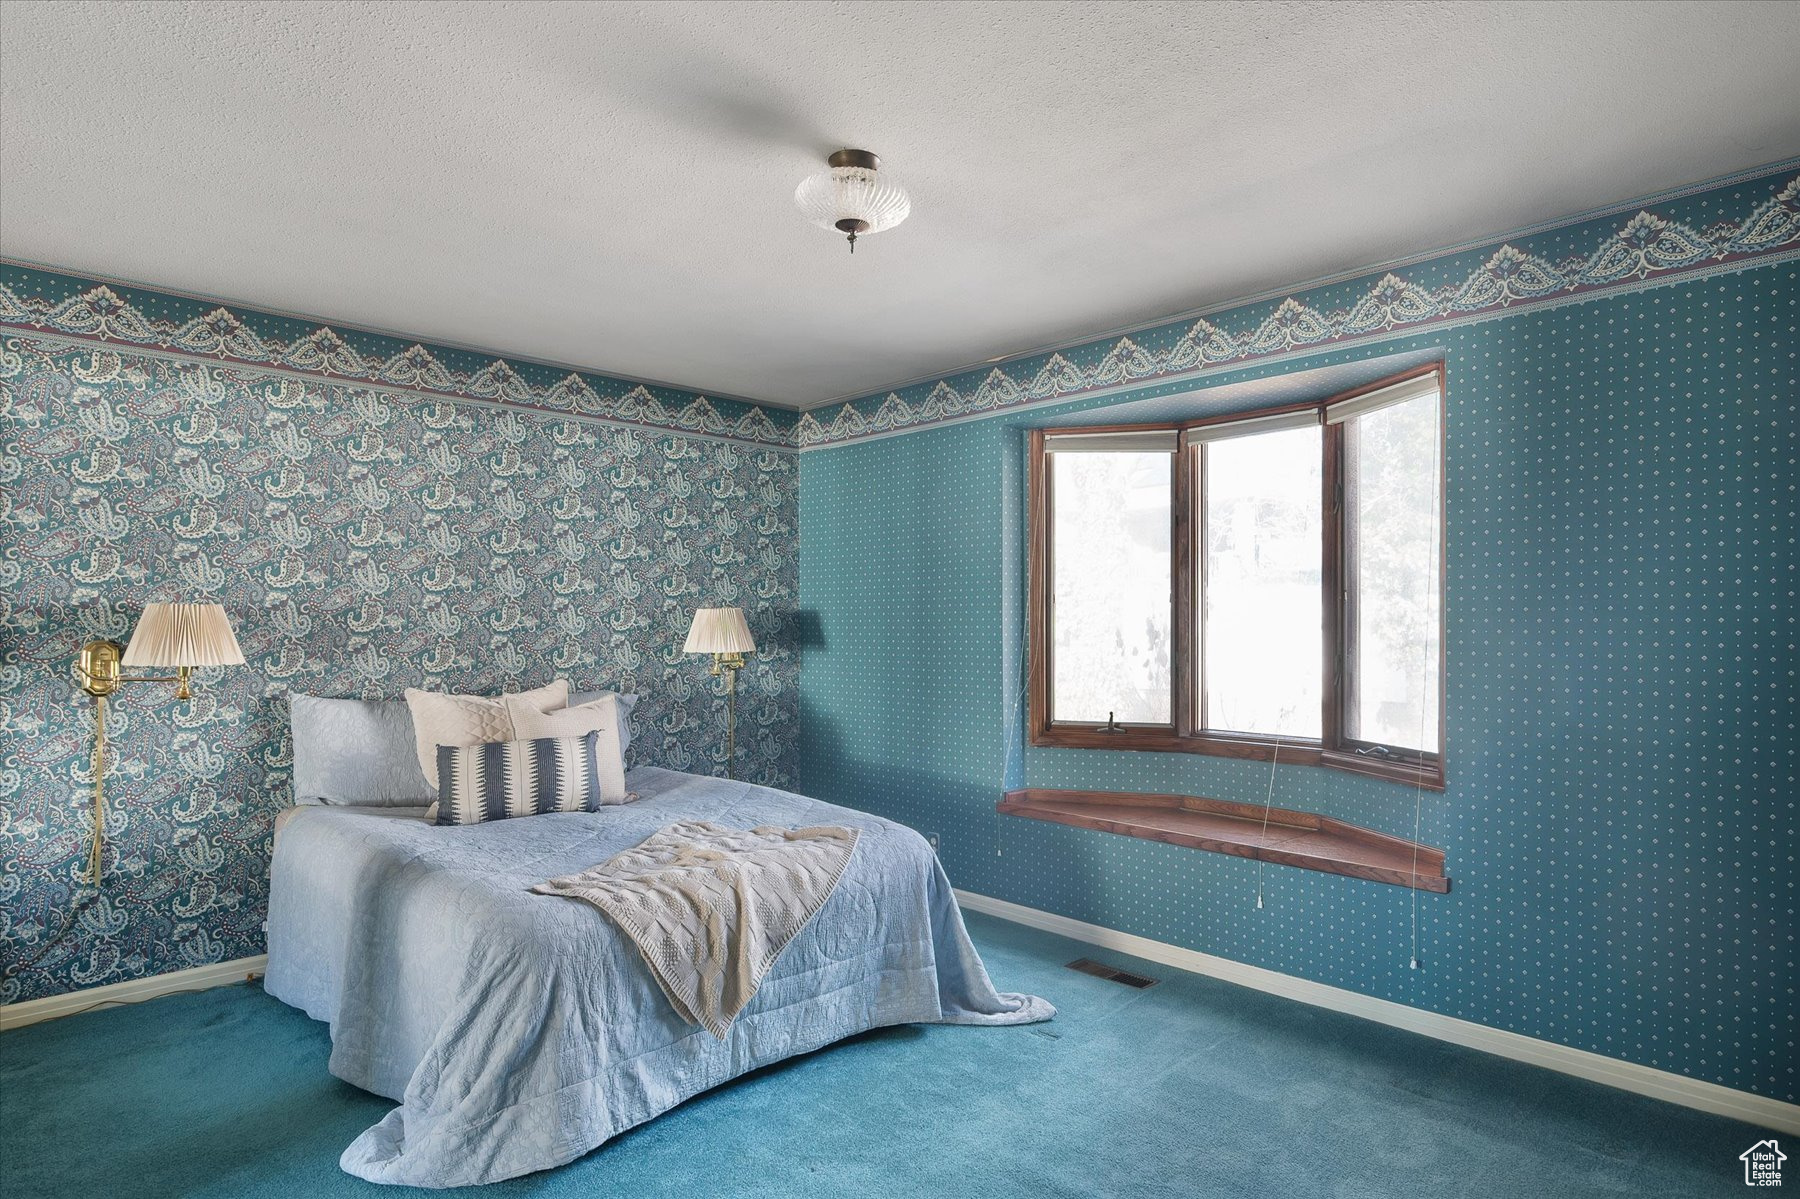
3 1 1797 409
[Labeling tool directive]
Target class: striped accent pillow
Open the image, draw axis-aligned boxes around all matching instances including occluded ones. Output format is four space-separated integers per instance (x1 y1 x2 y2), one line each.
435 731 603 826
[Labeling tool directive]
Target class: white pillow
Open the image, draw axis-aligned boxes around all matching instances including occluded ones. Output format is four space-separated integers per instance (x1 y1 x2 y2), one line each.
404 679 569 790
504 694 630 804
570 690 638 757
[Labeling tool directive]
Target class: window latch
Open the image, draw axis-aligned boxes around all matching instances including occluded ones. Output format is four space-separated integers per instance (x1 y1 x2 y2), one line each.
1097 711 1127 734
1354 744 1394 758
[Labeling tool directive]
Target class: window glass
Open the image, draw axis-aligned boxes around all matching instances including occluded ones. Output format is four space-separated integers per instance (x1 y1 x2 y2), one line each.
1049 451 1171 724
1200 425 1321 737
1343 390 1442 753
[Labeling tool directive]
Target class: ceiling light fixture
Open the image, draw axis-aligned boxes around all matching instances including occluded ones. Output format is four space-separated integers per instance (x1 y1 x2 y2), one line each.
794 149 910 254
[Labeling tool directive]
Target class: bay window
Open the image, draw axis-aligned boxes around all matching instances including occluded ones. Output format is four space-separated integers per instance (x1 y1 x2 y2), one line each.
1027 364 1446 788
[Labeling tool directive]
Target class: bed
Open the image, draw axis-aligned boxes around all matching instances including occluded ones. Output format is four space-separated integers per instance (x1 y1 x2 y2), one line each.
263 765 1052 1188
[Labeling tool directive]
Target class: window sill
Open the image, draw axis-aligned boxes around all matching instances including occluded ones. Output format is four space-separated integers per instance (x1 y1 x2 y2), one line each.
1318 748 1445 791
1031 724 1324 766
998 787 1449 892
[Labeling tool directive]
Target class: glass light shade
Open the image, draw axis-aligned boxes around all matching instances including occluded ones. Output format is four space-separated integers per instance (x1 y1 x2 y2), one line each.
121 602 246 667
683 607 756 655
794 163 911 237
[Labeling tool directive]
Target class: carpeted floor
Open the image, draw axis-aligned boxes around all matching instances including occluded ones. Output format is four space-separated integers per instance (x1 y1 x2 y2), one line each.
0 912 1771 1198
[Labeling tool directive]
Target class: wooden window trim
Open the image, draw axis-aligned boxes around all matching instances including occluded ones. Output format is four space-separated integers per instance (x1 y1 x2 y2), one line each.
1323 364 1448 789
1027 364 1446 790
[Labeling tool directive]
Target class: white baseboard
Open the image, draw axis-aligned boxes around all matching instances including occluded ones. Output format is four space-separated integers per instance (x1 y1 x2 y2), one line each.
0 954 268 1031
6 904 1793 1135
956 889 1799 1135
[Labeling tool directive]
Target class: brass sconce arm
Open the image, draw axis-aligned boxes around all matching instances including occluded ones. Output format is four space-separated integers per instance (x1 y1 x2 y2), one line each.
707 651 748 677
76 639 195 700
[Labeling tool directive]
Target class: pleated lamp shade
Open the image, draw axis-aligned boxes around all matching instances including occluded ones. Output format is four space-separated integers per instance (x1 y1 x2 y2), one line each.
120 602 247 667
683 607 755 655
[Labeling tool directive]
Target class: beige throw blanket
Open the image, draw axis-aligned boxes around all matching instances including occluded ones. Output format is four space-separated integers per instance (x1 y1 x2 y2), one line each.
532 820 861 1039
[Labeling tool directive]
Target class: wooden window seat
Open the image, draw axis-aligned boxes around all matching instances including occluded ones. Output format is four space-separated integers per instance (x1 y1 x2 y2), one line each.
998 788 1449 892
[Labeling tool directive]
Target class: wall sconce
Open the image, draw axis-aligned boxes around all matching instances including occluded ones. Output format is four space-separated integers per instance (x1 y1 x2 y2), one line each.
74 603 245 886
682 607 756 780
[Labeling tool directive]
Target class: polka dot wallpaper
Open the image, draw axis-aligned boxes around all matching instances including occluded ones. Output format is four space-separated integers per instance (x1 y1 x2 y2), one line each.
798 261 1797 1104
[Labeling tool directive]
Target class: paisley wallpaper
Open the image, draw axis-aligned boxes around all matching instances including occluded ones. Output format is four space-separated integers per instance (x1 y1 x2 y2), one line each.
0 303 798 1004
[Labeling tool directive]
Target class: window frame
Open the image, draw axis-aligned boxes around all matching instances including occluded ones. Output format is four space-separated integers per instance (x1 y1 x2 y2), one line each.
1026 363 1446 789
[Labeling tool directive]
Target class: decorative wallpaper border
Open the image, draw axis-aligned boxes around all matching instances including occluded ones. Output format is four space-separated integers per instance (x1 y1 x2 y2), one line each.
796 166 1800 448
6 165 1796 454
0 264 800 450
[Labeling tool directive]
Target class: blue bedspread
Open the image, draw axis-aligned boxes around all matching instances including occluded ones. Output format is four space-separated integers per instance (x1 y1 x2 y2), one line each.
263 767 1052 1187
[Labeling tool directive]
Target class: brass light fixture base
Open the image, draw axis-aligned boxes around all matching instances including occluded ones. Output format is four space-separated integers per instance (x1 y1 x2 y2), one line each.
72 638 196 885
76 639 125 697
710 651 749 780
827 148 879 171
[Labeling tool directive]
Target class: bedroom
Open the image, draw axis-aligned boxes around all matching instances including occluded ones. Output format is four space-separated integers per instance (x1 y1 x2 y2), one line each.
0 1 1794 1195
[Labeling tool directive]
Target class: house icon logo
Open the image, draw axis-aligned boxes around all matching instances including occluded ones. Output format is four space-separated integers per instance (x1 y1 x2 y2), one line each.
1740 1139 1785 1187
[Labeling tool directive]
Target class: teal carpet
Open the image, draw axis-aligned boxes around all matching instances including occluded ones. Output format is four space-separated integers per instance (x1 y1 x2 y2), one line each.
0 912 1770 1197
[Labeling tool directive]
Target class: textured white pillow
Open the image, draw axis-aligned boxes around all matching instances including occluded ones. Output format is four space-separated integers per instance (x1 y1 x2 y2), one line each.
504 694 630 804
404 679 569 790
